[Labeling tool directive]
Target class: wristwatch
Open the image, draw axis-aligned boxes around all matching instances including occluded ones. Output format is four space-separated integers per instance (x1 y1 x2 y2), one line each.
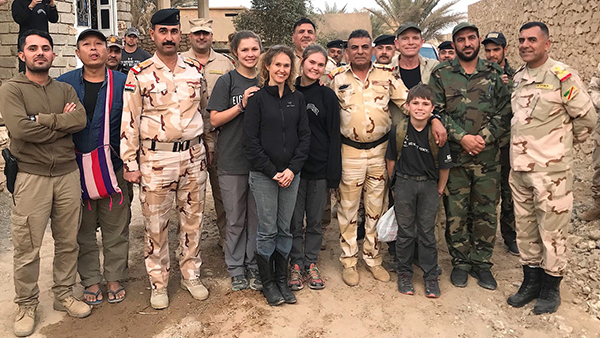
28 115 37 122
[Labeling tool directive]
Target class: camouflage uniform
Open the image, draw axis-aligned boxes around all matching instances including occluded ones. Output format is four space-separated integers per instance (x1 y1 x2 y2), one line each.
499 60 517 245
329 63 407 268
587 63 600 201
120 54 212 289
429 57 511 271
181 48 235 246
510 58 596 276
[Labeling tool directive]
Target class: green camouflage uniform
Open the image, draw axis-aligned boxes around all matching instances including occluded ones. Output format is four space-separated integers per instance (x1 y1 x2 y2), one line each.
429 57 511 271
511 58 596 276
499 59 517 245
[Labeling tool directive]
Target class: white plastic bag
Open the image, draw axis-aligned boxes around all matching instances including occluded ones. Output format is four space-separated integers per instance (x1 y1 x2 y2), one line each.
376 207 397 242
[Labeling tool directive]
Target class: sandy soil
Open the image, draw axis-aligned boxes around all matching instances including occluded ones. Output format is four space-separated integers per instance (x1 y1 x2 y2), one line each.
1 142 600 337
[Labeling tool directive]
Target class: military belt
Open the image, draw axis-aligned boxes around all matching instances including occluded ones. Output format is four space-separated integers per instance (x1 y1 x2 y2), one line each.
341 132 389 150
141 136 202 152
397 173 431 182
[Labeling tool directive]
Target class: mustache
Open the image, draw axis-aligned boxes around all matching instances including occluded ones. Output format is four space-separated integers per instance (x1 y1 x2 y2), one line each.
162 41 176 46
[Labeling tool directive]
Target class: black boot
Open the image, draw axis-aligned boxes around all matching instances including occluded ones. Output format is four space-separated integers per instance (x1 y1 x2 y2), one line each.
255 252 284 306
533 272 562 315
507 265 543 307
273 251 297 304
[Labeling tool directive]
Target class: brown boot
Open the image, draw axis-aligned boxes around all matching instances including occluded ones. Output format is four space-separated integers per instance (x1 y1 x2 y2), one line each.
581 200 600 221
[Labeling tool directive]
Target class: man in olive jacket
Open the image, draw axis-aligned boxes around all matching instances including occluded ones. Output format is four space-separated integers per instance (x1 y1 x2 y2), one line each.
0 29 89 337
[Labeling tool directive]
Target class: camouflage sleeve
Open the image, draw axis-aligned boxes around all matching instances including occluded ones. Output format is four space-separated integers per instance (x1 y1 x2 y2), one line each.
37 85 87 133
200 76 215 152
389 73 407 112
428 69 467 142
564 71 597 143
120 71 142 172
478 73 511 145
588 63 600 110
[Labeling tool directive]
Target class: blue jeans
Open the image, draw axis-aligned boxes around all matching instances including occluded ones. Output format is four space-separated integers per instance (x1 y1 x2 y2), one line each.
249 171 300 257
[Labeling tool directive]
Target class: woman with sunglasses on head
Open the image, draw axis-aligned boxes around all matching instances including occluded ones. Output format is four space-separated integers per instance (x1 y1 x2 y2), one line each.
288 44 341 292
244 45 311 306
207 31 262 292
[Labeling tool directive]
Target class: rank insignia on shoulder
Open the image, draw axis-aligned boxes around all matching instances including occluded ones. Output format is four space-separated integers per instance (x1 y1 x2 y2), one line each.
184 57 202 69
563 86 579 101
374 63 394 71
551 65 571 82
328 66 346 80
131 59 153 74
125 83 136 92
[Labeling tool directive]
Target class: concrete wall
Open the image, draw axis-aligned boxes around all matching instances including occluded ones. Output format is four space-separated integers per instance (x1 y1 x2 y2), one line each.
468 0 600 82
317 13 372 40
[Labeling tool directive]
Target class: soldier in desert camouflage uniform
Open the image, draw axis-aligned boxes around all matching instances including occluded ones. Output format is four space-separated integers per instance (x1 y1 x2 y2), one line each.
329 29 447 287
580 62 600 221
507 22 596 315
429 22 511 291
0 115 7 191
120 8 214 310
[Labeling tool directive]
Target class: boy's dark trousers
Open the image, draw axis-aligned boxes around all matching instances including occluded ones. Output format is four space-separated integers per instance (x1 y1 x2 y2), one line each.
394 174 440 280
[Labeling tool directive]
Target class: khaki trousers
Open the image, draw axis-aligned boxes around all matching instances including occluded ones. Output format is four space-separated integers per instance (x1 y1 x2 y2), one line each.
338 143 387 268
12 170 81 306
77 168 131 287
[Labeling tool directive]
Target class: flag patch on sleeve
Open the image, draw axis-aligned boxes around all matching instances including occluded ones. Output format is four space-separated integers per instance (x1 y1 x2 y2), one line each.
563 86 578 101
125 83 136 92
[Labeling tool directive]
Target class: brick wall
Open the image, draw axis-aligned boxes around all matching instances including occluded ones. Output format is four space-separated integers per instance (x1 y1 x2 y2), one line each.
468 0 600 82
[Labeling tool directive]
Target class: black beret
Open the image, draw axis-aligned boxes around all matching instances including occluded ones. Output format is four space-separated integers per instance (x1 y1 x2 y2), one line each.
373 34 395 46
438 41 453 50
327 39 344 49
151 8 180 26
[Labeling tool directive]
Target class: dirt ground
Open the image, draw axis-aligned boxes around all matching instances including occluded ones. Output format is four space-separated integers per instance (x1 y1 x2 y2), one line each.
1 142 600 338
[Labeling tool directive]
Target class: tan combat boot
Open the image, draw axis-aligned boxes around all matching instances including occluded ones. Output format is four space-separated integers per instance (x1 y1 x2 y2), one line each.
53 295 91 318
368 265 391 282
342 266 360 286
581 200 600 221
180 278 209 300
150 288 169 310
14 305 36 337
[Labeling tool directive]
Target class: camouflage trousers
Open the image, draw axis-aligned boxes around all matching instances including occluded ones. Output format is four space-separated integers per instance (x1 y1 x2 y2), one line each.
338 143 387 268
509 170 572 277
0 125 8 190
591 121 600 199
444 161 500 270
500 145 516 243
140 143 208 289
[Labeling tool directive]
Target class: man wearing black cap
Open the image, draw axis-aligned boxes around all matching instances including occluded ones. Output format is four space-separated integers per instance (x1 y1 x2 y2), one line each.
482 31 518 256
325 39 344 75
438 41 455 62
121 26 152 74
429 22 511 290
373 34 396 65
392 23 439 90
57 29 131 307
120 8 214 310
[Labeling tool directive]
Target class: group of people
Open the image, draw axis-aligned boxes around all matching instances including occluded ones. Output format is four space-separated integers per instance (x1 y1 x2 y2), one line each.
0 5 599 337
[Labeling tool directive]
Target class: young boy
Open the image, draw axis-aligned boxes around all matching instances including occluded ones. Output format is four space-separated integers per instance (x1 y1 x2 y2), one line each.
385 84 452 298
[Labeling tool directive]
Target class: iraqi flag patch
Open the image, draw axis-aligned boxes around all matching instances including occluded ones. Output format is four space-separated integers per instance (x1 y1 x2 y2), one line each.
125 83 136 92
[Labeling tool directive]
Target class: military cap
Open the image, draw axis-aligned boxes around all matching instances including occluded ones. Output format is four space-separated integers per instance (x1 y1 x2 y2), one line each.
327 39 344 49
151 8 180 26
482 31 507 47
341 40 348 49
373 34 395 46
438 41 453 50
77 29 106 44
452 22 479 38
106 35 122 49
124 27 140 37
395 22 421 37
190 18 212 33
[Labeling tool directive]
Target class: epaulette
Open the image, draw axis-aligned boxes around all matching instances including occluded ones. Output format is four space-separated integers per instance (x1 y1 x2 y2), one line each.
222 53 236 65
374 63 395 72
130 59 154 74
328 65 348 80
183 57 203 70
550 64 572 82
488 60 504 74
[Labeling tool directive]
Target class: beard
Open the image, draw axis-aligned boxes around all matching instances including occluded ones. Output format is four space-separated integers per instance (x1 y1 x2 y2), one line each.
25 58 51 73
456 45 480 62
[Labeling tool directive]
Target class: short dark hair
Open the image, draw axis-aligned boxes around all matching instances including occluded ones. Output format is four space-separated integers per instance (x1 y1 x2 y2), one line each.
293 17 316 33
348 29 371 41
18 29 54 52
519 21 549 38
406 84 435 105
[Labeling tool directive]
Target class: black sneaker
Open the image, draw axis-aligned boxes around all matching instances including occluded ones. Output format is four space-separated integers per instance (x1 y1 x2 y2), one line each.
424 279 441 298
247 268 263 291
469 268 497 290
506 241 519 256
450 267 468 288
397 273 415 295
231 275 249 291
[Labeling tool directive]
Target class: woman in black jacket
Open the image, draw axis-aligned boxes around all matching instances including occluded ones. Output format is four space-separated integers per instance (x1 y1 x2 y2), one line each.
244 45 310 306
288 44 341 291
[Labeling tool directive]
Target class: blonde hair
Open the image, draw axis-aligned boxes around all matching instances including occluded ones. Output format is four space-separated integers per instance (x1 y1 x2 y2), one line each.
258 45 296 90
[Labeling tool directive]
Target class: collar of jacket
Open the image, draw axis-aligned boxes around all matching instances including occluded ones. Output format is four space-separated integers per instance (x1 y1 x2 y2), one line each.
264 80 293 97
294 76 320 90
